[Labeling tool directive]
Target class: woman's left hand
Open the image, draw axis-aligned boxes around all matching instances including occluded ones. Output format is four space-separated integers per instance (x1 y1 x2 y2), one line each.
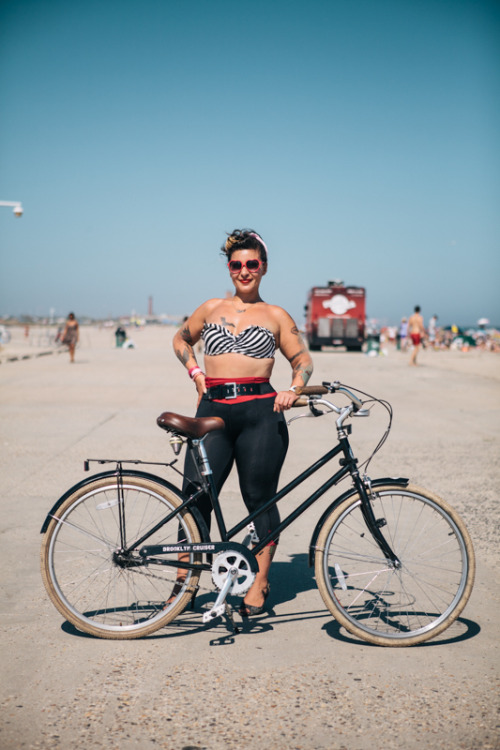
273 390 299 412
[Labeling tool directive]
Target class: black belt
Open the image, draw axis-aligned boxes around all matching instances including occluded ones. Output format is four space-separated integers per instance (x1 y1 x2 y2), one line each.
206 382 269 400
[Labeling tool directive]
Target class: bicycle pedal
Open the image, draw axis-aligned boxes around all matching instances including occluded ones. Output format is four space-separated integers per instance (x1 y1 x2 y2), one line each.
203 603 226 623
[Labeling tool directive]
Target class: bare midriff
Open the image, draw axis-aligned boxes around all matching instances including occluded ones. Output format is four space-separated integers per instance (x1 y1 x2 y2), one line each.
204 352 275 380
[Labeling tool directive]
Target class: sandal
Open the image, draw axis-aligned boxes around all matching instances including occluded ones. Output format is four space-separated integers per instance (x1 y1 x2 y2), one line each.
239 585 270 618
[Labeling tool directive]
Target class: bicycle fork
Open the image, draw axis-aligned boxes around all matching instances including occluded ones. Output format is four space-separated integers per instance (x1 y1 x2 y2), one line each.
338 434 401 569
357 475 401 568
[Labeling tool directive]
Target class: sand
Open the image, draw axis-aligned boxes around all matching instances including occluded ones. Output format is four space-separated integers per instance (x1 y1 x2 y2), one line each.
1 325 499 750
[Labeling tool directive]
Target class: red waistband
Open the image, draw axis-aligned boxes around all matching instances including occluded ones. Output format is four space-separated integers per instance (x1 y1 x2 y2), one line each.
205 377 270 386
205 377 275 404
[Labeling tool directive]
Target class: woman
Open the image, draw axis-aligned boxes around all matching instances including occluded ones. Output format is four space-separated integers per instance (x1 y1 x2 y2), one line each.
60 313 79 363
173 229 313 617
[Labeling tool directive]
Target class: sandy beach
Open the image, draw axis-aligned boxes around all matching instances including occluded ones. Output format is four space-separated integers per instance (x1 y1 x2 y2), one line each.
1 325 499 750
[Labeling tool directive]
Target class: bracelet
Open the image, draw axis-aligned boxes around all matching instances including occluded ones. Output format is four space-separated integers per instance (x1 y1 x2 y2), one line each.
192 370 204 381
188 366 203 380
289 385 299 393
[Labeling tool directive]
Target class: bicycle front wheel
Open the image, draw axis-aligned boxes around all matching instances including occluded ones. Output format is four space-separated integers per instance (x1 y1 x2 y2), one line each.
315 484 475 646
41 475 203 639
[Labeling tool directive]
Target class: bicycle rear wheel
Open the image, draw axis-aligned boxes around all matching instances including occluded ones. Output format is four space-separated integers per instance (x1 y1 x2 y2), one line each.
315 484 475 646
41 475 203 639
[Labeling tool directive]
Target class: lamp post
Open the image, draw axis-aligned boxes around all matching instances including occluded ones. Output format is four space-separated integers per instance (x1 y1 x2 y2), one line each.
0 200 23 217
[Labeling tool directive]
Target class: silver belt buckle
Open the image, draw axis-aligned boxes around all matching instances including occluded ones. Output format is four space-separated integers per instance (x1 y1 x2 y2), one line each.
226 382 238 399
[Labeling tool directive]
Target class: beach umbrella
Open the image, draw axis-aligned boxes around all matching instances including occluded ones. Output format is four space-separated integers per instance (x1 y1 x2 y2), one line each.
477 318 490 327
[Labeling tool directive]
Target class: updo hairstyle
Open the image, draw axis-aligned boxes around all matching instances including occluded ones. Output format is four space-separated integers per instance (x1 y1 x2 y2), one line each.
221 229 268 264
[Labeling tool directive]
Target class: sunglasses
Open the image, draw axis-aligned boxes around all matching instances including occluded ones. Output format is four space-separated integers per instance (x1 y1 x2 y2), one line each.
227 259 262 274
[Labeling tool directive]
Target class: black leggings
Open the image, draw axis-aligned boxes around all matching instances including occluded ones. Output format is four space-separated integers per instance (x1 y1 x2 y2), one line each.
182 392 289 544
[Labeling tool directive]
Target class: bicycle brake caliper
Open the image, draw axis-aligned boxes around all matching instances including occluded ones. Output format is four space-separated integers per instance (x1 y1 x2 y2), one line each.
363 475 387 529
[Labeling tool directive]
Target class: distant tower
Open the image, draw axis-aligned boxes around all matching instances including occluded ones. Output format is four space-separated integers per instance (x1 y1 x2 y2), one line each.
148 296 153 316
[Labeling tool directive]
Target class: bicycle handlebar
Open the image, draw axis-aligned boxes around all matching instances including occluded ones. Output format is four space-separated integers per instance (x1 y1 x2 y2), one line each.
292 397 310 408
293 382 364 412
295 385 329 396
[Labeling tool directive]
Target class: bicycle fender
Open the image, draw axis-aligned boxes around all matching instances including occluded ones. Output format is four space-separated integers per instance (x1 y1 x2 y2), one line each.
308 477 409 567
39 469 211 543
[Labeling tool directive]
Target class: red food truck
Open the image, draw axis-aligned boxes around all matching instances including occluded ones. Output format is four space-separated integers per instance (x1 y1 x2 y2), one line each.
304 280 366 351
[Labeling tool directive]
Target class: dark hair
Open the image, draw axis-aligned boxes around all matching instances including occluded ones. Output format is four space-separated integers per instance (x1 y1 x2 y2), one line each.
414 305 421 313
221 229 268 263
68 312 75 319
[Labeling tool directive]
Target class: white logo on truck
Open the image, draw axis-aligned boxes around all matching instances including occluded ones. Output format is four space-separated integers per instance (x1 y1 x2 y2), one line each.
322 294 356 315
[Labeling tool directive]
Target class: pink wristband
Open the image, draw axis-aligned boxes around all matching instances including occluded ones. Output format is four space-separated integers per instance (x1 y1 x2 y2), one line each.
188 366 203 380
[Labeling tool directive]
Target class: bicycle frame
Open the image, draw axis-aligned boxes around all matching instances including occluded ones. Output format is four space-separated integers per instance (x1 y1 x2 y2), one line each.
134 429 401 568
41 400 402 569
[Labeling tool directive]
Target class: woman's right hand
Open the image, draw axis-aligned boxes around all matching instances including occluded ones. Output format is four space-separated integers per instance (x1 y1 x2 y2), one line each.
194 373 207 406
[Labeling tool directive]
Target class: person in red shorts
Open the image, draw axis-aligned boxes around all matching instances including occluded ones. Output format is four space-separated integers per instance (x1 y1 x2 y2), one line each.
408 305 426 366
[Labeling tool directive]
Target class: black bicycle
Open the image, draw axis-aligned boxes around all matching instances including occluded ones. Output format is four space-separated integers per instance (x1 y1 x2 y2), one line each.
40 382 475 646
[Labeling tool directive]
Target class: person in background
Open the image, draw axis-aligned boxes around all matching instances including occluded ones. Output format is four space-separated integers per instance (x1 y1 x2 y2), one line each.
408 306 426 366
428 314 438 348
397 317 408 351
60 313 79 363
172 229 313 617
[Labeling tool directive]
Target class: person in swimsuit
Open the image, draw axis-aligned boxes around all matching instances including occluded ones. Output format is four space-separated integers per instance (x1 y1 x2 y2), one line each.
60 312 79 363
408 305 426 366
172 229 313 617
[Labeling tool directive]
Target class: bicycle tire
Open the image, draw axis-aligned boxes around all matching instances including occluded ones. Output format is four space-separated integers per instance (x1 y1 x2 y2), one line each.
41 475 203 639
314 484 475 646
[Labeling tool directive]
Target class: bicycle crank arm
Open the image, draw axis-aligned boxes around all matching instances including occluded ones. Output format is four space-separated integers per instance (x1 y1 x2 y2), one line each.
203 567 238 624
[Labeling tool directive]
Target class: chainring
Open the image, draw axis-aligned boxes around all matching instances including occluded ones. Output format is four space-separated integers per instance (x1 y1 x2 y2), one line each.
211 550 256 596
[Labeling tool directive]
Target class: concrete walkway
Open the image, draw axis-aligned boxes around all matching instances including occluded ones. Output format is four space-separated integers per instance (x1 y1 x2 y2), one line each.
1 326 499 749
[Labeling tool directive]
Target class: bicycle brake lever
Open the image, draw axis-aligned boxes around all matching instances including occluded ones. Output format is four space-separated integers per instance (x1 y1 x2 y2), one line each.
287 412 310 425
287 400 328 425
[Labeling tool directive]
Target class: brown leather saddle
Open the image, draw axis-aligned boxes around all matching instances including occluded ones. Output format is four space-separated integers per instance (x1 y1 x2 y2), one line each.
157 411 224 440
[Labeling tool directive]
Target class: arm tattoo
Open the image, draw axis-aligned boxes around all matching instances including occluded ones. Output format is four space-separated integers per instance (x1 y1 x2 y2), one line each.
289 347 307 364
180 325 194 345
175 344 193 367
293 361 313 386
175 325 196 367
287 329 312 384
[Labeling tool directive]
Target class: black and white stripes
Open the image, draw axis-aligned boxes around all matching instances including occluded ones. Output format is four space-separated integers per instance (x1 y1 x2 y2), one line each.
202 323 276 359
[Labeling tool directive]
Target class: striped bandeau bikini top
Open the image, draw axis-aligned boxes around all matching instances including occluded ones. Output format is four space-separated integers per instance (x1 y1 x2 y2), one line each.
201 323 276 359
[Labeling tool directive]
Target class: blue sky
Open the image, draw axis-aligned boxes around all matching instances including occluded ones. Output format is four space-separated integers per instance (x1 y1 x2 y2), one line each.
1 0 499 327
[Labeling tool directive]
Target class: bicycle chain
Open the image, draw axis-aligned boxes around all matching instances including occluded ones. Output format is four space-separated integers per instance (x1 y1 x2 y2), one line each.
133 553 252 597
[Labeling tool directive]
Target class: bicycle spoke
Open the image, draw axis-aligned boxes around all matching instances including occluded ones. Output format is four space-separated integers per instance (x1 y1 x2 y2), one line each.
41 477 202 638
315 485 474 645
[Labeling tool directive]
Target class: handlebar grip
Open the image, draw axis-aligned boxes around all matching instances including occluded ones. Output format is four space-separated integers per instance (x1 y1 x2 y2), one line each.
291 397 309 407
295 385 329 396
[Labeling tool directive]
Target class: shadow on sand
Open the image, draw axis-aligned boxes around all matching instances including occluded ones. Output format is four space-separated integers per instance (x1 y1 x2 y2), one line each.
61 551 480 648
